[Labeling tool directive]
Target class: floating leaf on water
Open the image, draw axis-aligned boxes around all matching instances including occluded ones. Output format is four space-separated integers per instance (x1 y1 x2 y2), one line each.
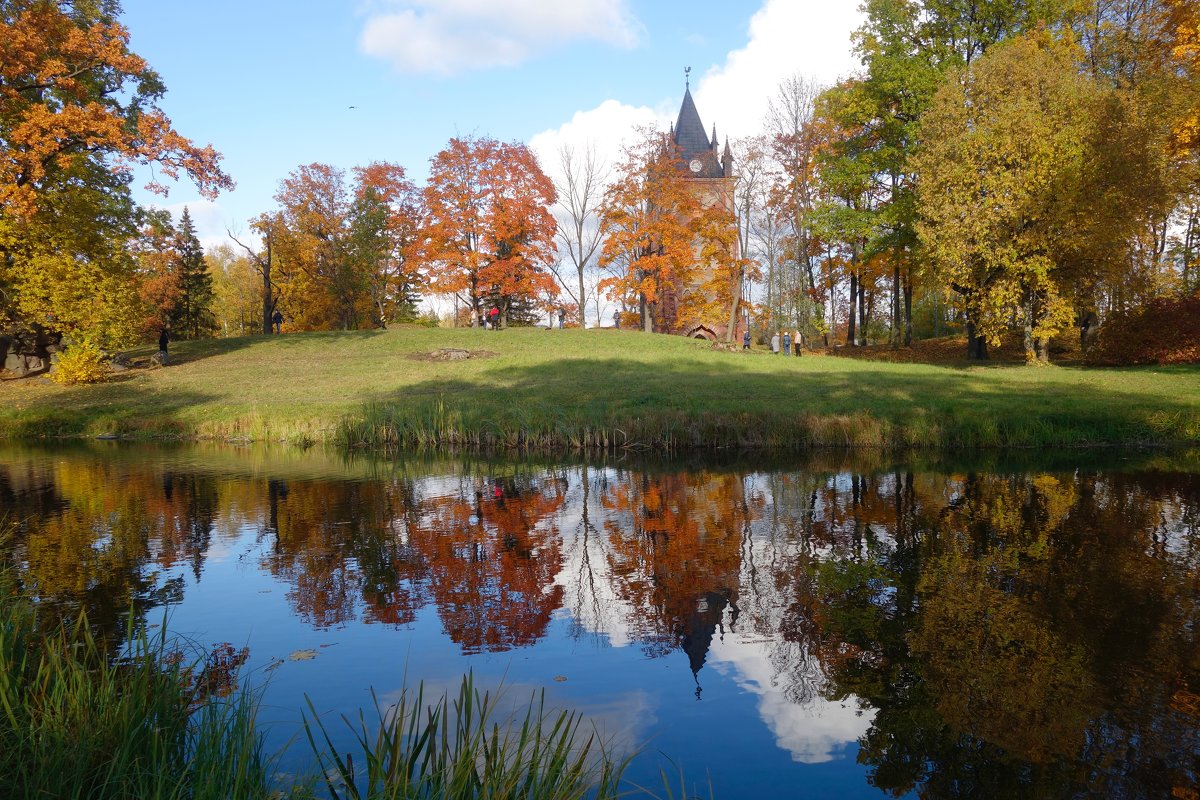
288 649 318 661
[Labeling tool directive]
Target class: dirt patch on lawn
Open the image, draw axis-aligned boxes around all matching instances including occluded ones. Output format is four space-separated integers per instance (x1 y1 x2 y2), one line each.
406 348 498 362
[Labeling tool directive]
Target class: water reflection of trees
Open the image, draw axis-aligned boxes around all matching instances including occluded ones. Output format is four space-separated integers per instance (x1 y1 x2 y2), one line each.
819 471 1200 798
407 473 566 652
2 452 1198 796
263 471 568 652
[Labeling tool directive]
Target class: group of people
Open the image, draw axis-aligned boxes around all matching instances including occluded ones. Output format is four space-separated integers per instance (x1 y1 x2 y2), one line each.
767 330 805 356
739 328 805 355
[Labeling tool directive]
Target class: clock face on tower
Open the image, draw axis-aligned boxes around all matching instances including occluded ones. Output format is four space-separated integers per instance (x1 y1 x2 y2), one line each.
689 159 703 173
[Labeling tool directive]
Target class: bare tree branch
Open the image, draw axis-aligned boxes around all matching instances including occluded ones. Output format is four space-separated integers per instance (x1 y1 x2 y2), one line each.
554 142 608 326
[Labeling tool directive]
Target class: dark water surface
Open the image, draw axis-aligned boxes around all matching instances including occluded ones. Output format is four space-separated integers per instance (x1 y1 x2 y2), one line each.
2 443 1198 799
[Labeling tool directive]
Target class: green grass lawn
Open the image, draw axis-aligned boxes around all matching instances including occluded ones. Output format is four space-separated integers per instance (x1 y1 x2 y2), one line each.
1 326 1196 450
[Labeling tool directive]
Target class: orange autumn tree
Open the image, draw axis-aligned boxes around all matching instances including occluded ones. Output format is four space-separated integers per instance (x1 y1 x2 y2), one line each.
598 130 738 334
598 133 696 333
692 199 744 340
352 162 422 326
0 0 231 345
133 209 183 336
265 161 420 331
420 136 558 327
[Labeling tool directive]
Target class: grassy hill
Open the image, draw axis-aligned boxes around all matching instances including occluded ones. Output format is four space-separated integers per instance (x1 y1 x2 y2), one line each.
1 326 1196 450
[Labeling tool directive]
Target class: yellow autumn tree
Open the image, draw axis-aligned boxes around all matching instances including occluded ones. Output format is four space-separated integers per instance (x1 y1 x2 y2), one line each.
915 33 1167 362
0 0 232 347
1166 0 1200 152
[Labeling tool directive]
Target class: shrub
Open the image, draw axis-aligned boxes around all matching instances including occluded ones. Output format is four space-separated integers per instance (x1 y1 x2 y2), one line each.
1087 295 1200 365
50 340 111 384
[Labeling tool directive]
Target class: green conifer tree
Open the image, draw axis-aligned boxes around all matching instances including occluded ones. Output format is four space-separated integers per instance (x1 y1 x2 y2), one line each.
171 207 216 339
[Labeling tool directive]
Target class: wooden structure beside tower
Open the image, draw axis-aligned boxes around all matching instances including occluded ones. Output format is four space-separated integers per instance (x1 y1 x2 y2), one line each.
665 80 742 341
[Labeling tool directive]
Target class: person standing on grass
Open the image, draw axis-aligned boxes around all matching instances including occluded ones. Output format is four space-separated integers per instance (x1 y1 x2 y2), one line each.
158 328 169 364
770 332 780 354
742 329 751 350
782 331 792 356
794 330 803 356
489 306 500 330
272 309 283 334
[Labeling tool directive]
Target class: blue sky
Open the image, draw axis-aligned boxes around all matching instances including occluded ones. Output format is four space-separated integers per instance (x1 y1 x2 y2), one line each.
121 0 863 247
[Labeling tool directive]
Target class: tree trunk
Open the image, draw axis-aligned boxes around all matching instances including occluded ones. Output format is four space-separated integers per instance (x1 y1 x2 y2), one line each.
903 277 913 347
1022 290 1036 363
641 294 652 333
1034 336 1050 363
891 263 901 348
375 296 388 330
261 232 273 335
1079 309 1098 352
858 276 867 346
847 271 858 346
578 267 587 328
1023 290 1051 364
965 319 989 360
725 267 743 343
805 249 817 306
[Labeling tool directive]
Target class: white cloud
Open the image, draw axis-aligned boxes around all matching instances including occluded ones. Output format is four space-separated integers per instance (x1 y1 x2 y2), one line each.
527 0 863 179
709 636 873 764
157 199 237 252
360 0 641 75
528 99 661 184
693 0 864 139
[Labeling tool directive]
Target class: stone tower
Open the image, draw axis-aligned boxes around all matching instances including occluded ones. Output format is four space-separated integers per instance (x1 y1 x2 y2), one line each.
667 83 740 341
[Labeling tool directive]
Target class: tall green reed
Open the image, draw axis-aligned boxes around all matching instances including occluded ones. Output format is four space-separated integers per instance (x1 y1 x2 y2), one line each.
0 576 276 800
303 674 629 800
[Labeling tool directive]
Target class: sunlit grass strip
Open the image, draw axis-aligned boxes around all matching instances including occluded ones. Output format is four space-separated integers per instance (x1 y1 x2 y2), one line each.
2 327 1196 450
0 583 275 799
304 675 629 800
335 397 1190 452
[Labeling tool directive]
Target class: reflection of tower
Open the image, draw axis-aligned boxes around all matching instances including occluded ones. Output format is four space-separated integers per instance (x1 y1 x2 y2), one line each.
267 478 288 551
681 589 733 699
666 77 740 342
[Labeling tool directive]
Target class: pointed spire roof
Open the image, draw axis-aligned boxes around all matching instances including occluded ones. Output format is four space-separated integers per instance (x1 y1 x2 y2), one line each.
673 87 711 163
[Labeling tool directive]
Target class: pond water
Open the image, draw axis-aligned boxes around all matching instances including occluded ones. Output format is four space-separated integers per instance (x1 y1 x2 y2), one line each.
1 443 1198 799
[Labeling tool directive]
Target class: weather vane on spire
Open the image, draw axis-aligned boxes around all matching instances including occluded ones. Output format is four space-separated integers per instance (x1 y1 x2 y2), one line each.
685 66 691 90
